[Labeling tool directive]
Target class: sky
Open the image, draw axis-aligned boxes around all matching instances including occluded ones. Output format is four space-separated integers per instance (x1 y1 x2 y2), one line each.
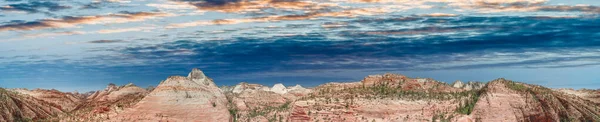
1 0 600 92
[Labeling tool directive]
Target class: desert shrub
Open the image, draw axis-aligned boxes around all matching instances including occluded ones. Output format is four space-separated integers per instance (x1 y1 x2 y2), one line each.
229 108 238 122
506 82 527 92
455 90 481 115
432 114 454 122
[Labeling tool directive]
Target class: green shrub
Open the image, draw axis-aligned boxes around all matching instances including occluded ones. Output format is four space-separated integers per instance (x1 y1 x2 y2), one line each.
455 90 481 115
506 82 527 92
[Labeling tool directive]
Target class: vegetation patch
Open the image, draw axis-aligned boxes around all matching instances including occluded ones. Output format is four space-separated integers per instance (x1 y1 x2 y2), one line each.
229 108 239 122
248 101 292 118
431 113 454 122
334 84 480 101
455 90 481 115
506 82 527 92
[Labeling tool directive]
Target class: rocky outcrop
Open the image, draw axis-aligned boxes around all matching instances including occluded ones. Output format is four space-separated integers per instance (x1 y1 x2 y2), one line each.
361 73 407 86
290 75 470 122
451 81 486 90
230 82 312 96
113 68 231 121
0 88 65 121
470 78 600 122
452 81 465 88
231 82 270 94
47 83 149 121
271 83 288 94
85 83 147 103
557 88 600 105
3 70 600 122
225 82 313 121
10 88 83 112
361 73 463 92
287 85 312 96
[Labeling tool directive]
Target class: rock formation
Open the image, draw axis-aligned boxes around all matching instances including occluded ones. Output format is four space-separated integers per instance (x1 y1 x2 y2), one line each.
112 68 231 122
452 80 465 88
62 83 148 121
10 88 83 112
2 69 599 122
557 88 600 105
0 88 65 121
271 83 288 94
469 79 600 122
452 81 486 90
231 82 271 94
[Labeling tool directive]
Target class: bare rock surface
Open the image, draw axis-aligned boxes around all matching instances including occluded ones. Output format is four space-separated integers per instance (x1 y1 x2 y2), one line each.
557 88 600 104
112 68 231 122
10 88 83 111
471 78 600 122
2 70 600 122
0 88 65 121
59 83 149 121
271 83 288 94
452 81 486 90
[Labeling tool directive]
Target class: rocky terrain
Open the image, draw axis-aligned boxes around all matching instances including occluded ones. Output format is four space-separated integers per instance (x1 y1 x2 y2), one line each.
0 68 599 122
112 68 231 121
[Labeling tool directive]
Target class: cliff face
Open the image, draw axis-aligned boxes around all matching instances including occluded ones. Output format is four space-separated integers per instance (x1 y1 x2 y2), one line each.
2 69 599 122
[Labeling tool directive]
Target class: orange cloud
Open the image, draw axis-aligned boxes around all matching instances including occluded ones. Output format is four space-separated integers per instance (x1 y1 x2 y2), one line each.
167 7 388 28
0 12 171 32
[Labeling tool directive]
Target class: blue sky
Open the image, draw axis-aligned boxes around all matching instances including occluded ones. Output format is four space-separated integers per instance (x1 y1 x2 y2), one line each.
1 0 600 92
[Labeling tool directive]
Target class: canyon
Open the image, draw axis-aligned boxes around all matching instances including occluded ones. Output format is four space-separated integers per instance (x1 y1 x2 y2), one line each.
1 68 599 122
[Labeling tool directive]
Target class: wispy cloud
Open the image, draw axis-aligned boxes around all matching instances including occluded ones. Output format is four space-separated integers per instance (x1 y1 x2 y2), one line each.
21 31 85 38
171 0 338 13
97 26 156 34
0 1 71 15
167 7 389 28
0 11 172 32
89 39 124 43
109 16 600 75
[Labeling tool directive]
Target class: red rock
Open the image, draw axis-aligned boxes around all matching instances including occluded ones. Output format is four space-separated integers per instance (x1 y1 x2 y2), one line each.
0 88 64 121
289 105 311 122
3 70 599 122
11 88 83 111
113 68 231 122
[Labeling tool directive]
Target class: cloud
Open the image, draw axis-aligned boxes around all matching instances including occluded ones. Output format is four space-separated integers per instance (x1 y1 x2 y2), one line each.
146 2 197 10
97 26 156 34
21 31 85 38
81 0 127 9
0 1 71 14
171 0 338 13
341 0 600 14
362 26 484 35
0 11 172 32
167 7 388 28
421 13 459 17
108 16 600 77
89 39 123 43
538 5 600 13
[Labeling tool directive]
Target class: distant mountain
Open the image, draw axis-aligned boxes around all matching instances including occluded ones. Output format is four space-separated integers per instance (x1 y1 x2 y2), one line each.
1 68 598 122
